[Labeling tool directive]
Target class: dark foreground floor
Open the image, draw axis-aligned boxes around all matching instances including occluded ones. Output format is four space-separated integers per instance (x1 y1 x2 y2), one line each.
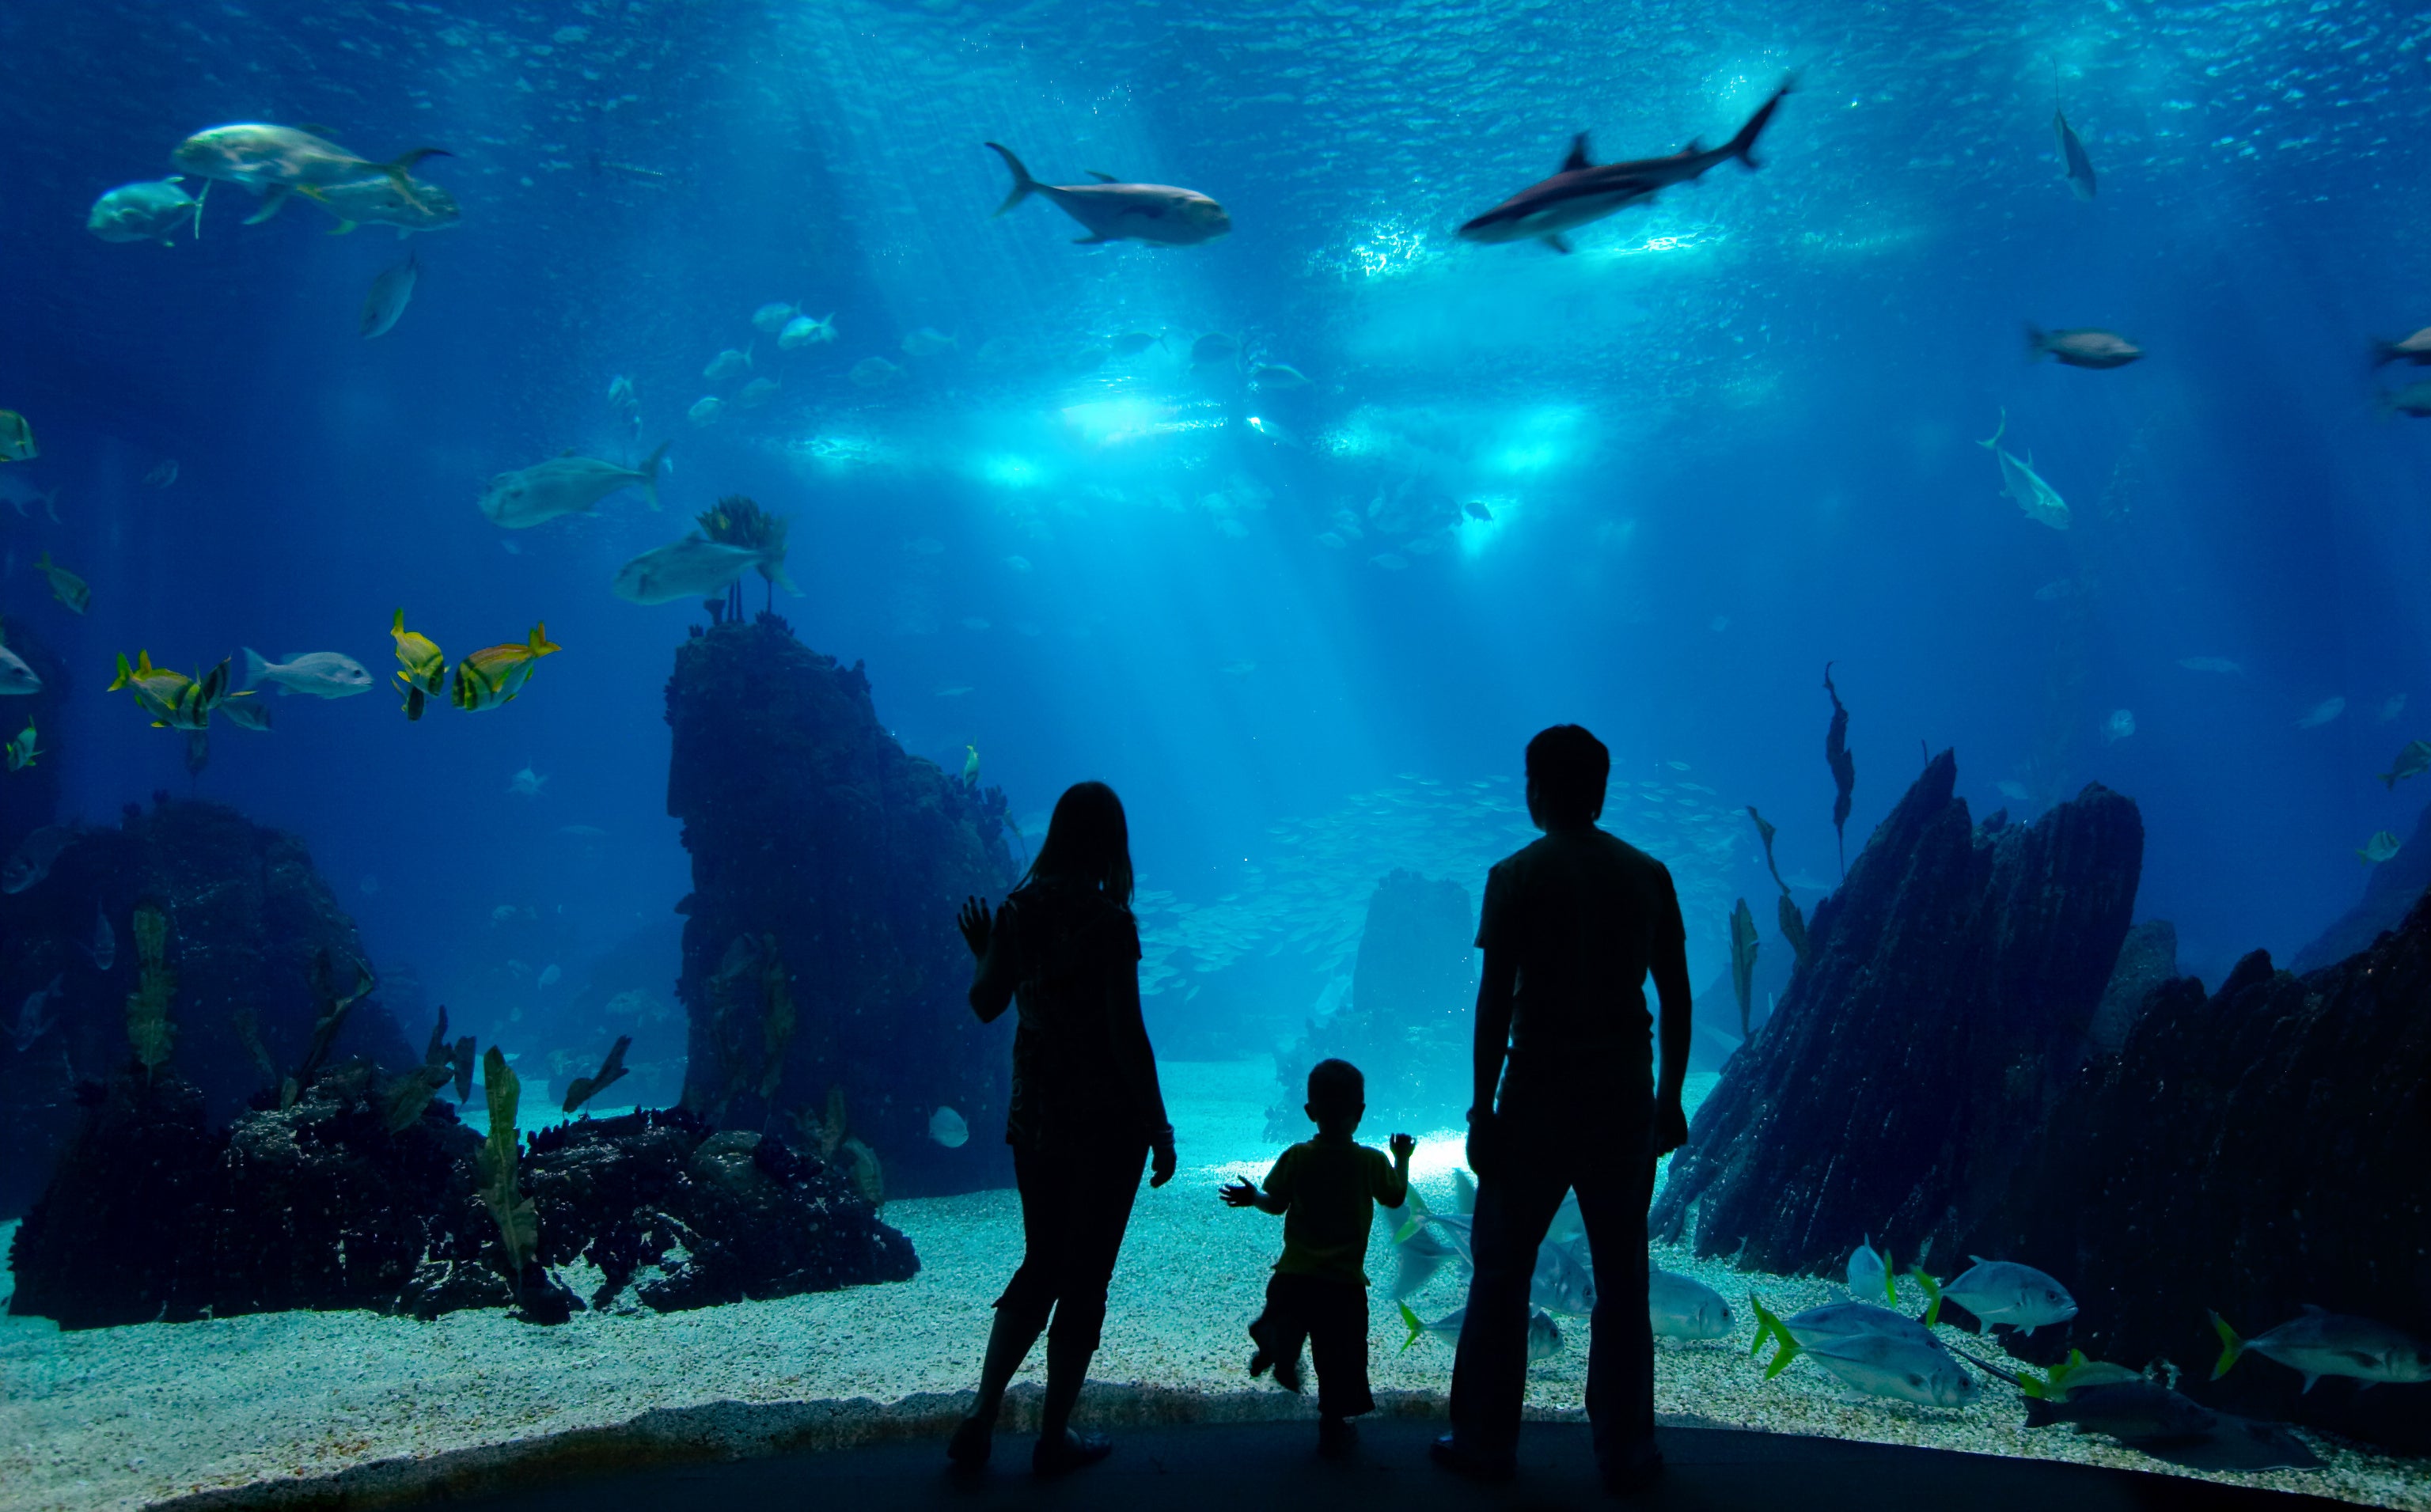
427 1419 2353 1512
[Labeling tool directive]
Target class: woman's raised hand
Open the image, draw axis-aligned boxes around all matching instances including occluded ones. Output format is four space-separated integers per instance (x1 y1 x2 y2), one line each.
956 895 992 958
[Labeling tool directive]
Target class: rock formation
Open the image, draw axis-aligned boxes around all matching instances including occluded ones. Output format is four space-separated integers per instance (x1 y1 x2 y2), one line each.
664 614 1018 1196
0 796 414 1218
2084 919 2175 1057
1268 869 1475 1138
1977 896 2431 1454
2289 798 2431 972
1649 752 2144 1275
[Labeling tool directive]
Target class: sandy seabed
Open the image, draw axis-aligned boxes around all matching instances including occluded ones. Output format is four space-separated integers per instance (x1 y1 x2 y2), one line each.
2 1062 2423 1512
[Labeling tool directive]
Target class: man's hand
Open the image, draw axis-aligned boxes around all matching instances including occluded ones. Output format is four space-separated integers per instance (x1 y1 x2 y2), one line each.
1466 1108 1502 1180
1652 1094 1690 1158
1219 1176 1261 1208
955 896 992 959
1150 1141 1178 1188
1388 1132 1417 1162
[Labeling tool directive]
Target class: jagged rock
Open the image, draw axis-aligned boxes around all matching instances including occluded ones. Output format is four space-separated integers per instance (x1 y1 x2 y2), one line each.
2290 799 2431 973
1650 751 2143 1276
1267 870 1474 1138
2085 919 2176 1056
664 616 1017 1196
4 1072 216 1328
1976 895 2431 1454
0 797 414 1217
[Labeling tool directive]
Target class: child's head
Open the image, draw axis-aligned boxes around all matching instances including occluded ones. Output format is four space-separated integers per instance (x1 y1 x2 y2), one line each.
1304 1058 1365 1135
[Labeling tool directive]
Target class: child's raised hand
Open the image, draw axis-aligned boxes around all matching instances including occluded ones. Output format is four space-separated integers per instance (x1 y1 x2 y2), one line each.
1389 1132 1417 1160
1219 1177 1262 1208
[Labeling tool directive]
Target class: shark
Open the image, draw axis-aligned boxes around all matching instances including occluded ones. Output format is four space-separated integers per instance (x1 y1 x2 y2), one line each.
983 143 1231 246
1458 78 1795 253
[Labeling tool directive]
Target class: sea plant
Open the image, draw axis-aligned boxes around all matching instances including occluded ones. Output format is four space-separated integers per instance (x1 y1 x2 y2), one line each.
383 1006 458 1132
561 1034 632 1115
476 1046 538 1294
283 947 375 1108
1727 899 1759 1039
697 495 798 612
124 903 176 1081
1823 662 1856 878
1745 806 1811 968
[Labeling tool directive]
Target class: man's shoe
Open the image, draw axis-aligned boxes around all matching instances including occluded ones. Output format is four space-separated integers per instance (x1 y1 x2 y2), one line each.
1317 1417 1357 1457
1429 1433 1516 1481
1601 1442 1664 1494
1033 1430 1114 1476
944 1415 993 1472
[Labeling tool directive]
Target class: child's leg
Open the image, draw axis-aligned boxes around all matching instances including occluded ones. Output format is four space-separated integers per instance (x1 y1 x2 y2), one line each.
1303 1279 1376 1421
1251 1275 1311 1391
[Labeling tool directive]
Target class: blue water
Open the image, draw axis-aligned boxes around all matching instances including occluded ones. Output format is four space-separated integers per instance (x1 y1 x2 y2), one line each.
3 0 2426 1083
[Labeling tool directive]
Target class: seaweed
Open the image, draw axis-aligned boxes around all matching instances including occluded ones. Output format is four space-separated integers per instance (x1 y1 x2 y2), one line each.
1728 898 1760 1039
450 1034 476 1101
123 903 176 1082
229 1005 276 1084
561 1034 632 1114
1746 805 1811 968
1823 662 1856 878
284 947 374 1108
698 495 792 614
475 1046 538 1293
382 1006 458 1132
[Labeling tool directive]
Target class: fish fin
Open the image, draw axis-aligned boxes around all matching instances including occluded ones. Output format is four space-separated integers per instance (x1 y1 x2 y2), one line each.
327 220 357 235
1977 408 2006 451
983 142 1037 215
1398 1301 1425 1353
529 623 561 656
1726 79 1793 169
1681 137 1705 155
2300 1373 2319 1394
108 653 134 692
243 187 293 225
1560 133 1593 172
192 178 209 239
243 648 270 689
2209 1310 2244 1379
1541 234 1572 254
1072 234 1113 244
1086 169 1118 183
384 147 453 194
1909 1266 1942 1328
639 439 671 510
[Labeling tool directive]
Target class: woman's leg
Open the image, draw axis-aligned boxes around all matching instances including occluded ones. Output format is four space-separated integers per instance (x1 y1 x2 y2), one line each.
950 1147 1063 1465
1036 1143 1146 1454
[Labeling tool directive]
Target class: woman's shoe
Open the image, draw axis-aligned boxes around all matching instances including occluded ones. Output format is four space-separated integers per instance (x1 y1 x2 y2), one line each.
1033 1429 1115 1476
946 1415 993 1472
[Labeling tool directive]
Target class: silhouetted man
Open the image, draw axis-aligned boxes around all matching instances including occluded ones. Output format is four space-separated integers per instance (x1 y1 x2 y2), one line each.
1432 724 1693 1492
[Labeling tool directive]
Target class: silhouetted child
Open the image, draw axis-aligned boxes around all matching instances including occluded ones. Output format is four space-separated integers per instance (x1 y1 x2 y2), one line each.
1221 1057 1414 1456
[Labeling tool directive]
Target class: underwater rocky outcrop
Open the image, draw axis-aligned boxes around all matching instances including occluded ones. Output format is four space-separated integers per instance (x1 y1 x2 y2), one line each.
1977 894 2431 1454
0 795 414 1218
9 1059 916 1328
665 614 1018 1196
2289 798 2431 973
1266 869 1475 1138
1649 752 2144 1275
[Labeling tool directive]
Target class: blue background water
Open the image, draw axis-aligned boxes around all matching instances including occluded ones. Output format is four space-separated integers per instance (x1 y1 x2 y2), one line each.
2 0 2426 1081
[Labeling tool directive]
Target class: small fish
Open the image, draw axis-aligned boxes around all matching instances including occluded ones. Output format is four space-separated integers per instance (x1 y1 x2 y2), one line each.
0 630 40 695
2102 709 2134 744
962 745 980 786
2 824 77 894
1314 532 1347 548
1189 333 1240 369
2377 381 2431 418
145 460 180 489
608 374 637 410
0 473 59 521
1526 1307 1564 1362
1463 500 1493 522
86 907 116 972
5 719 38 771
2054 109 2098 200
1250 363 1309 388
1804 1332 1978 1407
1246 415 1299 445
287 169 460 236
107 651 232 729
778 313 836 350
537 964 562 990
2027 325 2141 369
0 411 35 461
2033 578 2080 601
2212 1305 2431 1393
1848 1237 1894 1303
901 327 958 357
736 377 782 408
935 683 974 698
1997 780 2031 801
87 176 207 244
612 536 768 605
2380 740 2431 790
2383 695 2410 722
1940 1258 2077 1335
449 623 560 712
2358 830 2401 865
1648 1269 1733 1342
2296 696 2346 729
751 301 798 334
984 143 1231 247
2177 657 2243 675
36 552 89 613
850 356 905 388
9 973 60 1051
360 251 419 339
482 443 668 526
507 764 547 798
2372 328 2431 368
218 692 273 733
688 396 725 426
929 1105 970 1146
1110 331 1163 356
1978 411 2068 530
389 608 448 721
244 648 374 698
704 345 753 381
1531 1236 1597 1317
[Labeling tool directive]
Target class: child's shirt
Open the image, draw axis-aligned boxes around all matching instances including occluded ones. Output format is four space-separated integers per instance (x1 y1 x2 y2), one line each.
1262 1135 1409 1288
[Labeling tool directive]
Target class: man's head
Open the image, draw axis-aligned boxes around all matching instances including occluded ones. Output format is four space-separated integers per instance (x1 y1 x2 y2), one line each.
1304 1057 1366 1135
1525 723 1608 830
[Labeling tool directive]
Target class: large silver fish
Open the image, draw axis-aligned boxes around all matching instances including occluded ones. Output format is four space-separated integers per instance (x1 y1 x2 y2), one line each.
481 443 669 527
1458 78 1794 254
1803 1332 1978 1407
2 824 77 895
1941 1257 2078 1335
1648 1269 1732 1342
2028 326 2142 369
170 124 449 224
612 535 768 605
2213 1305 2431 1393
984 143 1231 246
87 176 207 244
1978 411 2069 530
361 252 419 339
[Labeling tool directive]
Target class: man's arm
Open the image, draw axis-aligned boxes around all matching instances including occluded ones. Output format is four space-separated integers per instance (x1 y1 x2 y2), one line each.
1651 923 1693 1154
1470 949 1517 1120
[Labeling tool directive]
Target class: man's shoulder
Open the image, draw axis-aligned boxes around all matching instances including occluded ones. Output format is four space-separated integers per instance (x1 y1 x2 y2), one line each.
1498 828 1668 876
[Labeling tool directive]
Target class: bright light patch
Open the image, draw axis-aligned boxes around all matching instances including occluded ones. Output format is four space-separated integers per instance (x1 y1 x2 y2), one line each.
977 453 1043 489
1458 495 1517 559
1486 406 1585 477
786 431 889 473
1060 396 1179 448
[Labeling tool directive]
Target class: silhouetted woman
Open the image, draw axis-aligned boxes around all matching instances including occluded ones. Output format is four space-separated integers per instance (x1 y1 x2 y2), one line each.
947 780 1177 1476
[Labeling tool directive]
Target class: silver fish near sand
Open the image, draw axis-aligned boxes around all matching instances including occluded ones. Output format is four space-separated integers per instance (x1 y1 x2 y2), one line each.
929 1105 969 1147
2054 110 2097 199
1532 1236 1597 1317
1941 1258 2077 1335
1648 1269 1733 1342
2213 1305 2431 1393
1750 1295 1943 1378
1848 1236 1894 1303
612 535 768 605
88 176 207 244
1978 411 2069 530
1458 79 1793 253
2028 326 2141 369
2 824 77 894
1398 1301 1464 1351
1803 1332 1978 1408
361 252 419 339
245 649 374 699
1381 1198 1460 1298
9 974 59 1052
984 143 1231 247
481 443 669 527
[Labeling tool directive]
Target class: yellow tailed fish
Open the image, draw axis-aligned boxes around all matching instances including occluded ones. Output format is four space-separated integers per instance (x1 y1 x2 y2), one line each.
6 719 38 771
36 552 89 614
0 410 36 461
390 608 446 721
449 622 560 712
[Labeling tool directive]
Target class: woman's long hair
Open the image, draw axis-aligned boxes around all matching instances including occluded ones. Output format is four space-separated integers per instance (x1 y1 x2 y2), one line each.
1022 780 1133 906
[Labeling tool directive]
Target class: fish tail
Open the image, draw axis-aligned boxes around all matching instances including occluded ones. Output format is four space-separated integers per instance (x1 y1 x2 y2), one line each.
1909 1265 1943 1328
2372 338 2397 369
1749 1294 1801 1377
1398 1301 1426 1354
384 148 453 194
984 142 1037 216
1727 75 1795 169
639 440 670 510
529 623 561 656
2383 771 2399 790
243 647 270 689
244 186 293 226
1977 408 2007 452
108 652 135 692
192 177 209 239
2209 1310 2244 1380
2025 324 2048 362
